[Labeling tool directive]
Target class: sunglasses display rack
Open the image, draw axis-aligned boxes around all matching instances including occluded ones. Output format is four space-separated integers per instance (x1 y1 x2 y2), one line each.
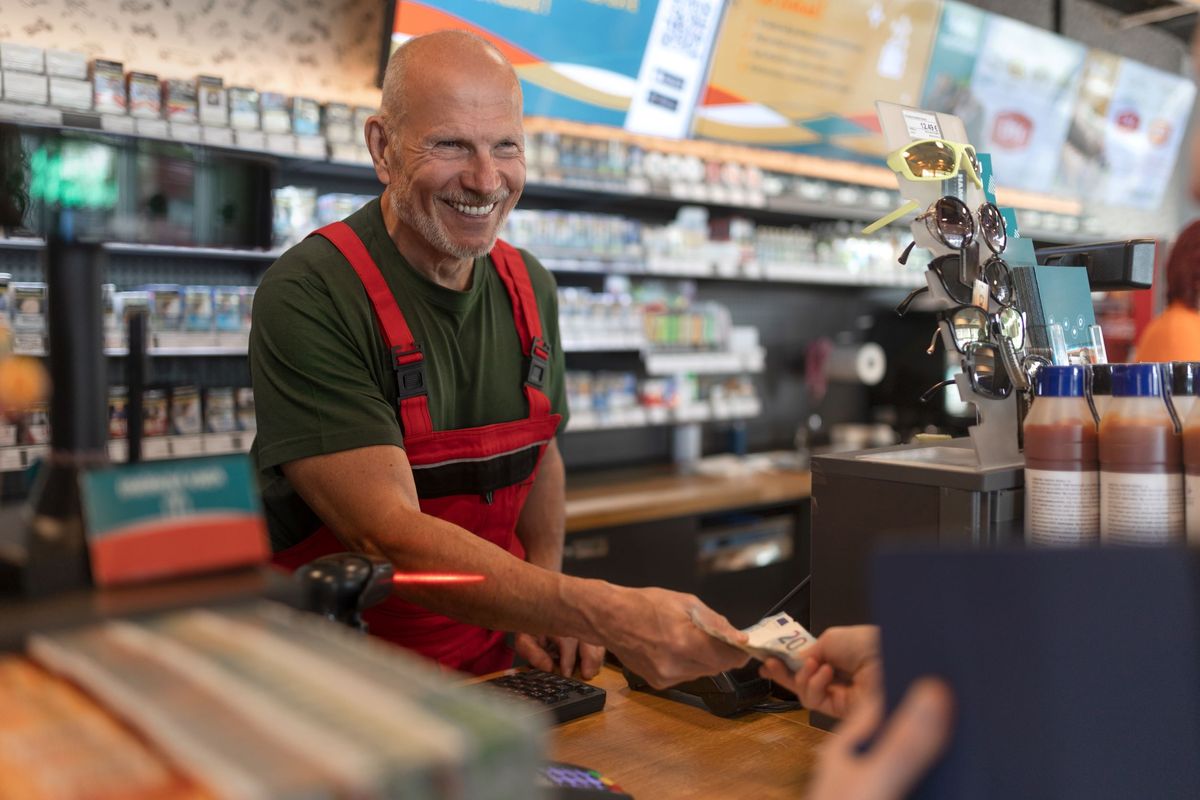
876 102 1024 470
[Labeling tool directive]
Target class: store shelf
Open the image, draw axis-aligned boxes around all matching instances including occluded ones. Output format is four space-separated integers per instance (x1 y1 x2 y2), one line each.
643 348 765 376
562 339 646 353
0 431 253 473
567 397 761 433
14 334 251 358
0 238 282 262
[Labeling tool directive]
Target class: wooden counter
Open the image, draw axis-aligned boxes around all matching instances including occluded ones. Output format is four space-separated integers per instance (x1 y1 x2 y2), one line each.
551 666 829 798
564 468 812 533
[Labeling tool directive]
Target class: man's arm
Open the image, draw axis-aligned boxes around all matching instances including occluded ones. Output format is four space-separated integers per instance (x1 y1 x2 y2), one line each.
283 444 750 688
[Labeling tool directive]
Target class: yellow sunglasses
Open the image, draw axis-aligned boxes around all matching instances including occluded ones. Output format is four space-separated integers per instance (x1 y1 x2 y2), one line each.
863 139 984 235
886 138 983 188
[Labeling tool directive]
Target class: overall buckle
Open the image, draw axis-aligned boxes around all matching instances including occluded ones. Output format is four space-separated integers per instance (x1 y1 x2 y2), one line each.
392 346 427 399
526 336 550 389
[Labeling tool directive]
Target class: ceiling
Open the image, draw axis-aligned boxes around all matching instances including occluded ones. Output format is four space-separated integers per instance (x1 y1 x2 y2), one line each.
1087 0 1199 41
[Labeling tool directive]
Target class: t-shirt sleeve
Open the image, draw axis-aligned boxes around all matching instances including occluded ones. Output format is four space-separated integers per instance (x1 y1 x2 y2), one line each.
250 255 404 472
521 250 571 432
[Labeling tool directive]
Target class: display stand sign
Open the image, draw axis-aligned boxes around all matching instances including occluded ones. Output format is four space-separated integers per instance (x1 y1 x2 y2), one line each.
81 454 270 587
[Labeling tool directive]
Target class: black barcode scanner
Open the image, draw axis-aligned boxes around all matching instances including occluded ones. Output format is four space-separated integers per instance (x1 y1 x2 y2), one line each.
294 553 394 631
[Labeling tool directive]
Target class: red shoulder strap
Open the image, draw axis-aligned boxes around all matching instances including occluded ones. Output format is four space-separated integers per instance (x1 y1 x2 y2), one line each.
310 222 434 437
490 240 552 420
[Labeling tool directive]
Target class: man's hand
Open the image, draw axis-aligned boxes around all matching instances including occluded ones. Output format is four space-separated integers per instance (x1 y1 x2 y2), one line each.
806 678 954 800
514 633 605 680
760 624 881 718
591 586 750 689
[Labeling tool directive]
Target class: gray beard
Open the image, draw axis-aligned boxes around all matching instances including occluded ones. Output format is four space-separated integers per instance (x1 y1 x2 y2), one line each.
389 190 498 261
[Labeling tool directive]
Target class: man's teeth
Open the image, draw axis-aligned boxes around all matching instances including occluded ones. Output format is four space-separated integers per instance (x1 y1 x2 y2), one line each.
450 201 495 216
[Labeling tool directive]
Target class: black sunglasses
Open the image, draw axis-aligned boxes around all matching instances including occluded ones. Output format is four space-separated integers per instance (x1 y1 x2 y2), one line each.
920 341 1014 403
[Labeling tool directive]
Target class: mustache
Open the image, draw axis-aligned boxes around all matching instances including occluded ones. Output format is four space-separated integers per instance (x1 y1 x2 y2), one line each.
440 190 510 206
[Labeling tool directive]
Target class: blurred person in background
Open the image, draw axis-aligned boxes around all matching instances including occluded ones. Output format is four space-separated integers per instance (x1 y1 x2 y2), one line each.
1133 219 1200 362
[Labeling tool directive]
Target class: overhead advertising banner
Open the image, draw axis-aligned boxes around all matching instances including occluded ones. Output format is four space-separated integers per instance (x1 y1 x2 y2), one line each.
1101 58 1196 210
694 0 942 158
921 6 1087 193
391 0 662 128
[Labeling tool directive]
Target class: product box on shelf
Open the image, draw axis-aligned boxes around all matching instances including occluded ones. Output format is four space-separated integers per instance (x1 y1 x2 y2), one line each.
108 386 128 440
0 43 45 73
89 59 126 114
322 102 354 143
11 282 46 354
143 284 184 334
260 91 290 134
0 412 17 449
353 106 374 133
197 75 227 127
115 289 151 325
290 96 320 137
204 387 237 434
170 385 203 436
163 78 198 123
2 71 49 105
142 389 169 438
46 49 87 80
126 71 161 118
49 76 91 110
228 87 260 130
20 402 49 446
183 285 214 334
212 287 244 333
235 387 255 432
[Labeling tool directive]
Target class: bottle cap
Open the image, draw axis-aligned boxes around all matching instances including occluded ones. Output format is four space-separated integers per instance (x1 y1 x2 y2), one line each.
1171 362 1200 397
1089 363 1114 396
1111 363 1163 397
1035 365 1086 397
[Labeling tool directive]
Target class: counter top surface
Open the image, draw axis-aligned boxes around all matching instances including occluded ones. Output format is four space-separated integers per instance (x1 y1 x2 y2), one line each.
550 665 828 799
564 466 812 533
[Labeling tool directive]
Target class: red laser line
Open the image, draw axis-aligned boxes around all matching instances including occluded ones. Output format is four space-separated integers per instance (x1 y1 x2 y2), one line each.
391 573 486 585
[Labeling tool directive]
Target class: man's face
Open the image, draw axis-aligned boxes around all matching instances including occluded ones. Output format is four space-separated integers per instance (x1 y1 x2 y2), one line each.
387 68 525 262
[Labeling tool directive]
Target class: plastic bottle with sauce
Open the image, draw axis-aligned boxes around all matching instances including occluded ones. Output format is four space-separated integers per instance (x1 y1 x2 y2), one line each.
1099 364 1183 544
1024 365 1098 545
1184 399 1200 544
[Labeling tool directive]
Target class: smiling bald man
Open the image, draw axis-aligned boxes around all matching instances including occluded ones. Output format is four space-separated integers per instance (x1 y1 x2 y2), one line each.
249 30 750 687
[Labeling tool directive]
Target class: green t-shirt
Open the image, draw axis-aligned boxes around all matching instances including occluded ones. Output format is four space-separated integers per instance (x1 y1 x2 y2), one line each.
249 198 568 550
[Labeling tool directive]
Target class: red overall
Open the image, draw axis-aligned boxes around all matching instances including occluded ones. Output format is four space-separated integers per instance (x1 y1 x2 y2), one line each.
271 221 562 675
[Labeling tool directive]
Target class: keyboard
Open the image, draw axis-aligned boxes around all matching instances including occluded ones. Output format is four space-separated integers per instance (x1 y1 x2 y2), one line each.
485 669 607 724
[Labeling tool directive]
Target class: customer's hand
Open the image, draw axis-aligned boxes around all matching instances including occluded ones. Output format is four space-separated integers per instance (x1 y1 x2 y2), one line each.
514 633 605 680
760 624 881 718
594 586 750 689
807 677 954 800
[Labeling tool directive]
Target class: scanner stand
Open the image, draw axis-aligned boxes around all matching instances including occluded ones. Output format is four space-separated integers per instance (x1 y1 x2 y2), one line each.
622 663 772 717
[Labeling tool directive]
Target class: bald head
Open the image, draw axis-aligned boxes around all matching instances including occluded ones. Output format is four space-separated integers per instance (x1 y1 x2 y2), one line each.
381 30 521 129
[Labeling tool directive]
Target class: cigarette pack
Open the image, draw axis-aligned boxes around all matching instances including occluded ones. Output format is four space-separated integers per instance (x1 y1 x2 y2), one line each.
163 78 197 123
2 71 49 104
0 43 44 73
212 287 244 332
228 87 260 130
126 71 161 118
290 96 320 137
322 102 354 144
197 75 227 126
183 285 213 332
49 76 91 110
170 385 202 435
260 91 290 133
204 387 237 434
143 284 183 332
89 59 126 114
45 49 88 79
142 389 168 437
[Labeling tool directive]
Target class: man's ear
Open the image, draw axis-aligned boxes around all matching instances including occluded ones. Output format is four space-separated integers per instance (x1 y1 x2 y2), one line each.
365 115 393 185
